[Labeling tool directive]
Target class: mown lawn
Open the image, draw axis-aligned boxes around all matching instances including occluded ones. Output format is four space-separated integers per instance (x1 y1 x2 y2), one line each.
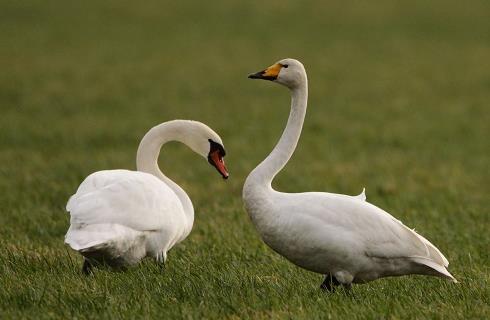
0 1 488 319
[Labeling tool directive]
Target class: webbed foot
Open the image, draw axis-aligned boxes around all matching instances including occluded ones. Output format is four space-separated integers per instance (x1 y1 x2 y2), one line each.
82 259 93 275
320 274 341 292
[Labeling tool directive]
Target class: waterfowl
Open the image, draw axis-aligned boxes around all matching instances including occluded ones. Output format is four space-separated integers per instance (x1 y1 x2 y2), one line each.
243 58 456 290
65 120 228 273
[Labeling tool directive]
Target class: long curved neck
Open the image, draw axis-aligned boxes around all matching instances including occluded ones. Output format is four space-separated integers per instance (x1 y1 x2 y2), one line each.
136 121 194 223
249 80 308 188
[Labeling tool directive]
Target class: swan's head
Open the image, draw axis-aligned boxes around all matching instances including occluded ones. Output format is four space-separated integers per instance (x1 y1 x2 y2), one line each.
206 138 228 179
184 122 229 179
248 58 306 89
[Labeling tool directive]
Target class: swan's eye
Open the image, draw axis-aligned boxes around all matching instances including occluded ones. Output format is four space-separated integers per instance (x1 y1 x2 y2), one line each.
208 139 226 157
282 64 289 68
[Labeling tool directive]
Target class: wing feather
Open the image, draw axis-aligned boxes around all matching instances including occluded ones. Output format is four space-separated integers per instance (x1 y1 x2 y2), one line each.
66 170 184 232
293 192 449 267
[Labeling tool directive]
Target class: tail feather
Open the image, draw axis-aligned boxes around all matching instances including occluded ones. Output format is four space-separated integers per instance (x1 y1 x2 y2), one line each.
65 224 142 252
415 232 450 267
410 256 458 283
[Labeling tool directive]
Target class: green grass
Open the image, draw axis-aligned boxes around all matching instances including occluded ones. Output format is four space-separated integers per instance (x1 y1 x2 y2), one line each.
1 0 489 318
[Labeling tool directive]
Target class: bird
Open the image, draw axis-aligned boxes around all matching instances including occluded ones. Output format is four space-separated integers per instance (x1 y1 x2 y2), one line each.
243 58 456 291
65 120 228 274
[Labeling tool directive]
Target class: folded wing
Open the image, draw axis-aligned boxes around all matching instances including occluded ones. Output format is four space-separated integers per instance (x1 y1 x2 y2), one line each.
66 169 184 232
306 192 455 281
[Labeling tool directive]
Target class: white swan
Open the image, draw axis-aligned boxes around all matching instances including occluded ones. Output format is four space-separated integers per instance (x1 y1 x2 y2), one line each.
65 120 228 273
244 59 456 290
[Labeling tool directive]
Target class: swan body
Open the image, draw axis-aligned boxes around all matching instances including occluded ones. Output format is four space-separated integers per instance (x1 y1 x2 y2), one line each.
66 120 228 271
244 59 456 288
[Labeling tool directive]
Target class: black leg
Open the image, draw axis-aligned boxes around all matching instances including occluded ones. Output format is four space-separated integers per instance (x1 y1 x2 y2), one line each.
82 259 93 275
156 252 166 273
320 274 341 292
157 260 166 273
342 283 352 291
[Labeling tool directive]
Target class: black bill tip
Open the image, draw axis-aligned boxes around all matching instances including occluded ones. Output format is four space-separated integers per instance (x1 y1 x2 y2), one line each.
248 71 264 79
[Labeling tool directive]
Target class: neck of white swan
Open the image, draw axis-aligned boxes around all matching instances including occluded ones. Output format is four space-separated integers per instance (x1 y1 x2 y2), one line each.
248 80 308 188
136 121 195 224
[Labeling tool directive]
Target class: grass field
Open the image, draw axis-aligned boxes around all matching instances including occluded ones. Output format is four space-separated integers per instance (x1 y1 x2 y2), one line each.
1 0 489 318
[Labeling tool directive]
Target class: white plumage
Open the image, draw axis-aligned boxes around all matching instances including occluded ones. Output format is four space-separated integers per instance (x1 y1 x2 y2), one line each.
65 120 228 271
66 170 186 265
244 59 456 289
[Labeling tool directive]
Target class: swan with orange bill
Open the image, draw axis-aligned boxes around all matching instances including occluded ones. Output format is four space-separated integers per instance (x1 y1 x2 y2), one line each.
243 58 456 290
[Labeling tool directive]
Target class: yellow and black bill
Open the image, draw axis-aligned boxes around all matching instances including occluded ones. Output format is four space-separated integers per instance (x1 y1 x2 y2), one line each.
248 63 283 81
